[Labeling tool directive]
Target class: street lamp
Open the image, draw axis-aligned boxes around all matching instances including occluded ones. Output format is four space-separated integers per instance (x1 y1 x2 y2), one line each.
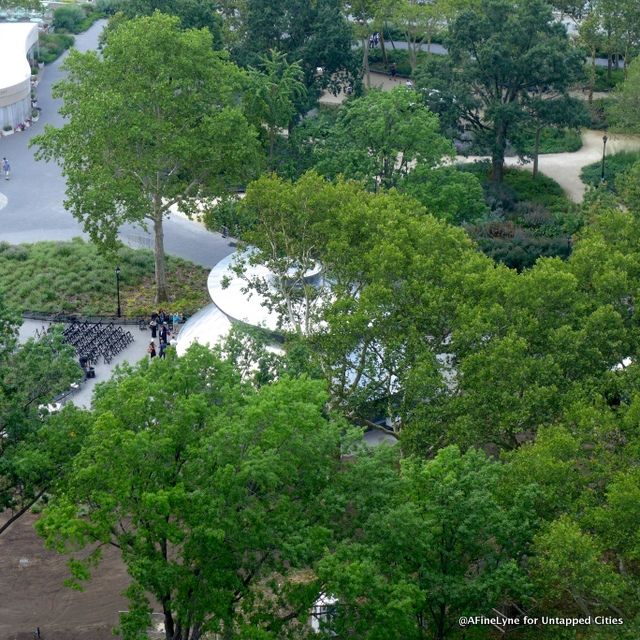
115 266 121 318
601 134 608 183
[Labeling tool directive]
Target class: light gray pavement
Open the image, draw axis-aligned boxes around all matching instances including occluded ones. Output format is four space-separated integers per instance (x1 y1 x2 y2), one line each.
0 20 234 269
19 318 153 408
369 39 619 68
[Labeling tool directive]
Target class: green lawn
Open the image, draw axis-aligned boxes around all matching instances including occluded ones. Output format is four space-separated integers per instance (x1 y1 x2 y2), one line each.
580 150 640 192
0 239 210 317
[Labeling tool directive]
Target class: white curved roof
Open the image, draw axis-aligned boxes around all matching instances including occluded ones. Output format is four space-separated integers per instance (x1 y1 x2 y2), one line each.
0 23 38 93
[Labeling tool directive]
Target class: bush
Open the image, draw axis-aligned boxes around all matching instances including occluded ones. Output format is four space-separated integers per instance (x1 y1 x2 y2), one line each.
37 33 74 65
53 5 86 33
517 127 583 155
0 239 210 317
592 67 625 92
457 162 578 269
580 150 640 192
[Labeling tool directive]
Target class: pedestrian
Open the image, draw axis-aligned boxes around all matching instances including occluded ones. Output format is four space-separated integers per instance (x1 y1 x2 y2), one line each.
159 322 169 345
2 158 10 181
390 63 397 80
147 341 156 359
172 311 180 328
158 308 167 324
159 341 167 359
149 312 158 338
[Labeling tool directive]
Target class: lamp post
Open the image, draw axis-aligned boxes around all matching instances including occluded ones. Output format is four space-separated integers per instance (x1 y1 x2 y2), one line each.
601 134 608 183
115 266 121 318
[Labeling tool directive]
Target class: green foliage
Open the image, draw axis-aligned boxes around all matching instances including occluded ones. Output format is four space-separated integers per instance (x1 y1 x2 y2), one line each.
592 66 625 92
580 151 640 192
313 87 454 190
457 163 577 269
607 58 640 133
518 127 583 155
320 446 533 640
398 164 488 225
0 239 209 316
0 287 83 537
52 5 86 33
38 345 344 639
32 13 261 303
36 33 74 65
415 0 584 182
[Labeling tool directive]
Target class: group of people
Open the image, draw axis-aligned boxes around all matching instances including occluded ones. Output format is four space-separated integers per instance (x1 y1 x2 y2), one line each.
368 32 381 48
147 309 182 359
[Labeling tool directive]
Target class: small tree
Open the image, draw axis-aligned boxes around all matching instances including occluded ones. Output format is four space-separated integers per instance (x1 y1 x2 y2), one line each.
33 13 261 303
248 49 307 169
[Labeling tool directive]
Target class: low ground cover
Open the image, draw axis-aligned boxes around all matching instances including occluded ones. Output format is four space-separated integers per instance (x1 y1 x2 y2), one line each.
459 163 580 270
581 150 640 192
0 239 209 317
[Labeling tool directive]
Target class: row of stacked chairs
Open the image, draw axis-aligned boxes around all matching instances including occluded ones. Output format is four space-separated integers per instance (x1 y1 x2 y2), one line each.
60 320 135 365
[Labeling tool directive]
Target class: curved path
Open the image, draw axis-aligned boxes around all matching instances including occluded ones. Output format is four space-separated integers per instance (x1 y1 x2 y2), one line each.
0 20 233 268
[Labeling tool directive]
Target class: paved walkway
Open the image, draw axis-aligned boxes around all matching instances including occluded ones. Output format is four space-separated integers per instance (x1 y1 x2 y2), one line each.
483 129 640 203
0 20 234 269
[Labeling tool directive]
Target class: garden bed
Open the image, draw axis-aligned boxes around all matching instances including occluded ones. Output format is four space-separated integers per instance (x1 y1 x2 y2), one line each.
0 239 210 317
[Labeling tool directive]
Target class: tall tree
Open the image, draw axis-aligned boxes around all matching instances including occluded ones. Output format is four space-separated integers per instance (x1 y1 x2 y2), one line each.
415 0 583 183
37 346 345 640
32 13 261 303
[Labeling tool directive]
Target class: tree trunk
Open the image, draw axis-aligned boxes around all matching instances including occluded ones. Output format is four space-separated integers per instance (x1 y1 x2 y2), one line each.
268 128 276 170
362 36 370 88
153 212 169 303
532 125 541 179
379 29 388 67
589 48 596 104
491 122 507 184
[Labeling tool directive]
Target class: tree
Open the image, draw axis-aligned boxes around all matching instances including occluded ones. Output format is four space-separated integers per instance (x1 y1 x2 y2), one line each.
248 50 307 168
32 13 261 303
393 0 440 73
319 446 533 640
0 294 82 537
52 5 85 32
608 57 640 133
37 345 345 640
398 164 488 224
115 0 224 46
415 0 583 183
232 0 357 97
315 87 454 191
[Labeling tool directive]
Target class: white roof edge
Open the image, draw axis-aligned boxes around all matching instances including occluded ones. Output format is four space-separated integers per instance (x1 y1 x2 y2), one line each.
0 23 39 91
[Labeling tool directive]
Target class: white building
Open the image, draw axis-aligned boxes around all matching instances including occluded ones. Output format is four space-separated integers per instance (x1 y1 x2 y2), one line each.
0 23 39 130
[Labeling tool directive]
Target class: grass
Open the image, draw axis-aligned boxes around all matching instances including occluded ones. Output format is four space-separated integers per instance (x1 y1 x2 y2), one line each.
0 239 210 317
580 150 640 192
518 128 583 155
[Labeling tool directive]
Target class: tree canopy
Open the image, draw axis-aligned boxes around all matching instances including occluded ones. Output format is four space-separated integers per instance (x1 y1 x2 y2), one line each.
32 13 261 303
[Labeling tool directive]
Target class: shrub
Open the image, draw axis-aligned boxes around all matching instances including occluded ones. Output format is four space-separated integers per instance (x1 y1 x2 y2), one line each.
0 240 209 316
53 5 86 33
580 150 640 192
37 33 74 65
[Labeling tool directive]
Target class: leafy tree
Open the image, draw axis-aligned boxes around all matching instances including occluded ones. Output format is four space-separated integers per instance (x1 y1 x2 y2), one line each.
248 50 307 168
315 87 454 190
233 0 357 97
319 446 533 640
117 0 224 42
608 57 640 133
52 5 85 32
398 164 488 224
0 0 41 9
37 345 345 640
32 13 261 303
415 0 583 183
0 295 82 537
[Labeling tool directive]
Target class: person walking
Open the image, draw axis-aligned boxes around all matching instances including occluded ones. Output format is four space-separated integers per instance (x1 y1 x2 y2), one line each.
159 341 167 359
390 63 397 80
147 341 157 359
2 158 10 181
158 322 169 345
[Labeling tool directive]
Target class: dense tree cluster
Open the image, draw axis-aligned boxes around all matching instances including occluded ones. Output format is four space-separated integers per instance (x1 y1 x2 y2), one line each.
10 1 640 639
